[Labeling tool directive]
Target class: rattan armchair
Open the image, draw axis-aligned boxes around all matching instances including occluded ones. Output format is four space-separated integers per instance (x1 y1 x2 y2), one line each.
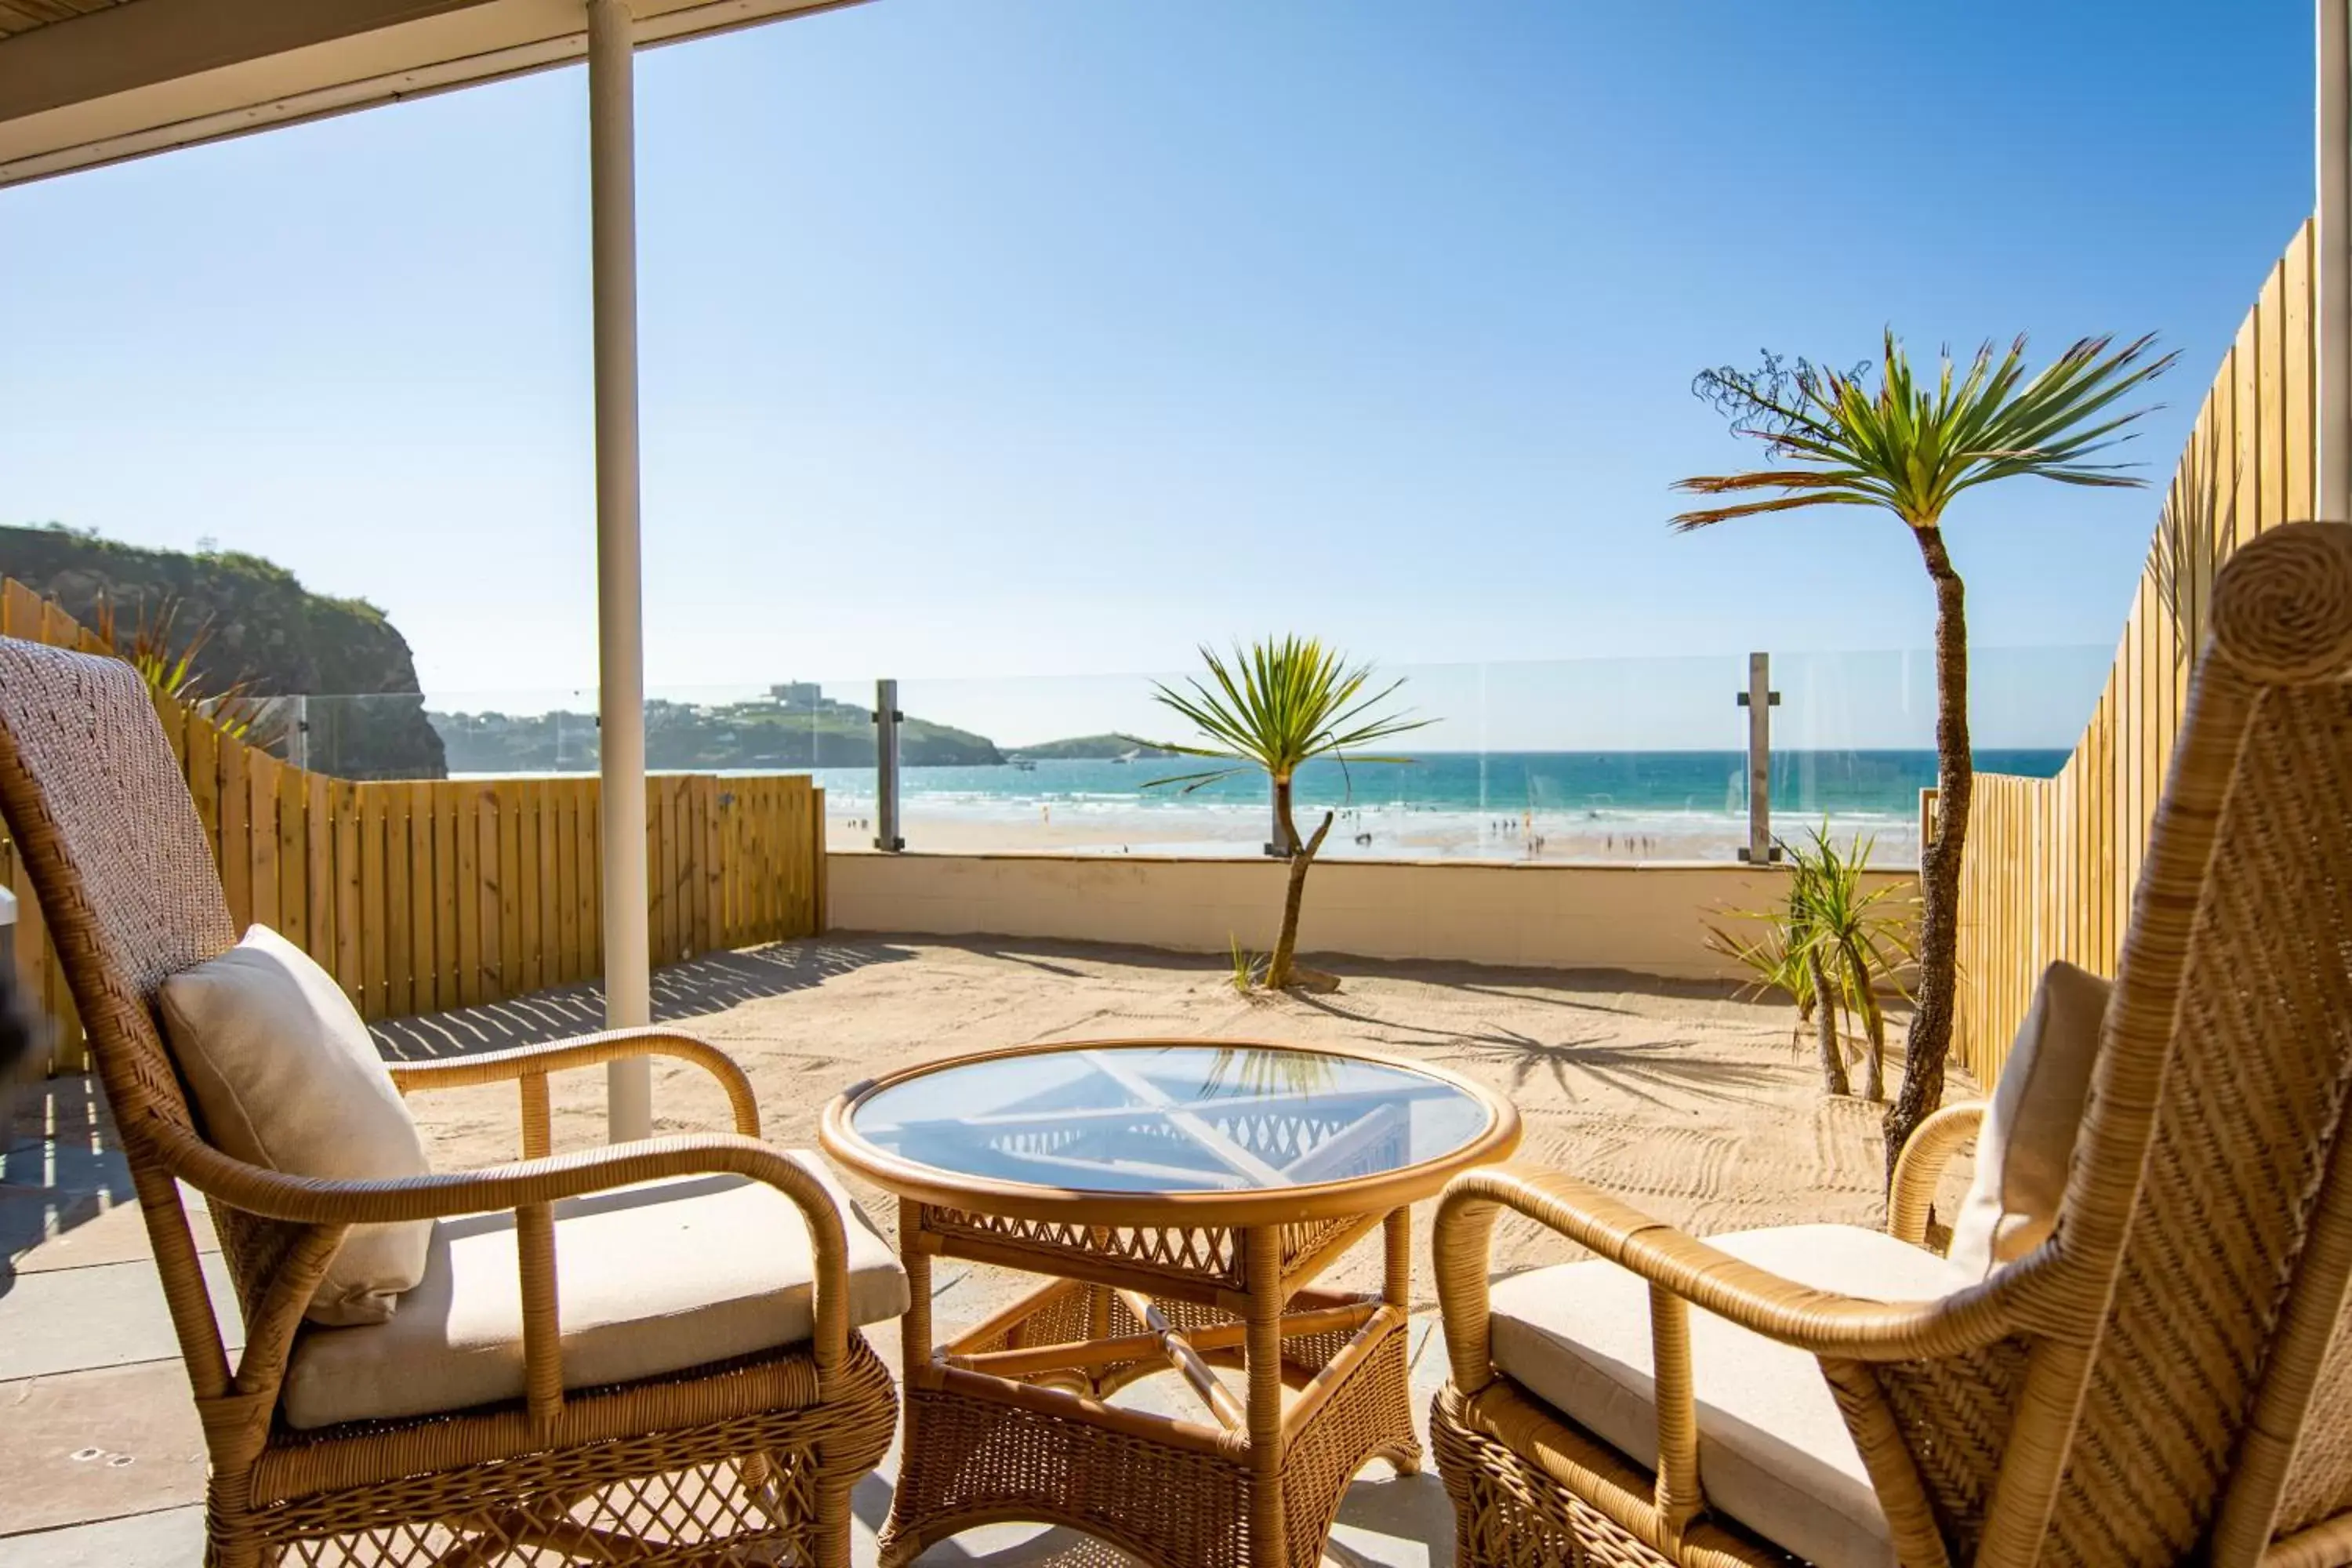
0 640 898 1567
1431 521 2352 1568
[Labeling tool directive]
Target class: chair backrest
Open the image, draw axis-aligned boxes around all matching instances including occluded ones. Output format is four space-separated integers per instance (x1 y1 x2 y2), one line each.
1972 521 2352 1567
0 638 250 1394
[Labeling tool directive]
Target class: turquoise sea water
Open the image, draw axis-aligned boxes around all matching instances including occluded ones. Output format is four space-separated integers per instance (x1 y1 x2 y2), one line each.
805 747 2068 861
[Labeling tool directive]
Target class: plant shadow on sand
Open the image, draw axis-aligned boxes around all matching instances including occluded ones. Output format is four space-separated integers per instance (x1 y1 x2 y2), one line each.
1285 989 1794 1110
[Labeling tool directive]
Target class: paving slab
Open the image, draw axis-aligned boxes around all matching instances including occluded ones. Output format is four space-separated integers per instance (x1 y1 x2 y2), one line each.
0 1254 241 1381
2 1504 204 1568
0 1359 210 1534
7 1186 216 1275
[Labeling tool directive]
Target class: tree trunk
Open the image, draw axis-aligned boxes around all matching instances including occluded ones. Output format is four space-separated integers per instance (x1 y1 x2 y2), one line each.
1853 955 1887 1103
1888 523 1970 1181
1271 775 1301 857
1266 801 1334 990
1806 945 1850 1096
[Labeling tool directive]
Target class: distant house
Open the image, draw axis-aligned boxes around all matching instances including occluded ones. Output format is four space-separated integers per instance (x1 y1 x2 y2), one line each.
769 681 823 711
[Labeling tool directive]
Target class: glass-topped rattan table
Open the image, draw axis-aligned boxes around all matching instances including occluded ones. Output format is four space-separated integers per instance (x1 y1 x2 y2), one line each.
819 1039 1520 1568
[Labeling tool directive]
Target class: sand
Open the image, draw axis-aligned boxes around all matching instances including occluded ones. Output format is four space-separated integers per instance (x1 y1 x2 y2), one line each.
829 812 1797 865
383 937 1965 1320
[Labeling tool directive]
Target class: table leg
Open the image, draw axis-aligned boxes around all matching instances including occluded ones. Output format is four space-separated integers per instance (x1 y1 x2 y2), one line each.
899 1199 933 1374
878 1202 935 1568
1381 1207 1422 1475
1243 1225 1287 1568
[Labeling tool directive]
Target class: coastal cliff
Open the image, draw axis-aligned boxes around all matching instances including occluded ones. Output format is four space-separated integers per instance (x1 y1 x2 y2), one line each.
0 524 447 779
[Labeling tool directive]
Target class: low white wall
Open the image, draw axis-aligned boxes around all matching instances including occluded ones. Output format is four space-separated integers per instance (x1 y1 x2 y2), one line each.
826 851 1915 982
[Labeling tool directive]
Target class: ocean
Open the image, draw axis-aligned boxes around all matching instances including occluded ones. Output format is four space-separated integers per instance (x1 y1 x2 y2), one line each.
803 748 2069 864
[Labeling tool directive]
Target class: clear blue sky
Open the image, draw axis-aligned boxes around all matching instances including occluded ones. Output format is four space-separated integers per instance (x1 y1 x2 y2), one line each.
0 1 2312 746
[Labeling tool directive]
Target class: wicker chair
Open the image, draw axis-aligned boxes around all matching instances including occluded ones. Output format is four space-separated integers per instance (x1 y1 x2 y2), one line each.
1430 520 2352 1568
0 639 899 1567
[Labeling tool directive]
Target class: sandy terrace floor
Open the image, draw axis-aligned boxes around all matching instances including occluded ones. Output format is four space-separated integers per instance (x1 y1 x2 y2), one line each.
376 935 1960 1313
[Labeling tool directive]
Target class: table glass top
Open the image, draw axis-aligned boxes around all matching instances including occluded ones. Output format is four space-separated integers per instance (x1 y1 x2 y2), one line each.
847 1044 1496 1195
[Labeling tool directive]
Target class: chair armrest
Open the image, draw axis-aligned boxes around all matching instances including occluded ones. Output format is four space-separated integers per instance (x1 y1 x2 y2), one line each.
1434 1161 2006 1394
1887 1101 1986 1250
151 1123 858 1390
387 1027 760 1138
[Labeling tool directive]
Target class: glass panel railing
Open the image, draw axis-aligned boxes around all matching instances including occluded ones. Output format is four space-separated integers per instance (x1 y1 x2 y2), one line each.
238 644 2106 866
1767 645 2102 864
886 655 1753 862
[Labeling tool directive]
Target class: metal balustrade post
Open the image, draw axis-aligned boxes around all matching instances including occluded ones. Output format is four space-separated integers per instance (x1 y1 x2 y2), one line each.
1737 652 1780 866
874 679 905 851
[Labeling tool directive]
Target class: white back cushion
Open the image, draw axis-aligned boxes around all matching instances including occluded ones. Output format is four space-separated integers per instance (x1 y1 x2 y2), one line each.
1946 960 2111 1282
160 924 432 1325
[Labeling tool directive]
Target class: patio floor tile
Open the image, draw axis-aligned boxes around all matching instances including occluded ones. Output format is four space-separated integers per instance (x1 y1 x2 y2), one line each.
0 1359 210 1534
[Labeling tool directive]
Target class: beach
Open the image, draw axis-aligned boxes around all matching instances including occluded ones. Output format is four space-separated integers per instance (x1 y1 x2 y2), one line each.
826 807 1801 862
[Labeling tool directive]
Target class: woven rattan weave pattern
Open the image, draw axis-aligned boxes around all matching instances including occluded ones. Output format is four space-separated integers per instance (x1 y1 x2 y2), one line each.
1427 522 2352 1568
0 638 896 1566
822 1037 1520 1568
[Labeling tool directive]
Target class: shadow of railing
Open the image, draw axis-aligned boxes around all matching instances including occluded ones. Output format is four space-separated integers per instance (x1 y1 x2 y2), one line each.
370 939 915 1062
2 1071 134 1280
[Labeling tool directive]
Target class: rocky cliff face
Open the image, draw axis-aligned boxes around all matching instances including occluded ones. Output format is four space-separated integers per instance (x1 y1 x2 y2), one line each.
0 524 447 779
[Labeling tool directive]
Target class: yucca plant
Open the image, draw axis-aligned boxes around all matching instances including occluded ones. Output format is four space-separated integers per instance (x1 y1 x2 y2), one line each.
90 592 270 742
1708 826 1914 1099
1704 909 1823 1064
1678 332 2170 1169
1789 828 1915 1102
1133 638 1427 991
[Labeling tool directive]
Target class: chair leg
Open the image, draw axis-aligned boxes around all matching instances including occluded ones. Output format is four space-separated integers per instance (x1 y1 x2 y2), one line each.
812 1477 857 1568
204 1477 264 1568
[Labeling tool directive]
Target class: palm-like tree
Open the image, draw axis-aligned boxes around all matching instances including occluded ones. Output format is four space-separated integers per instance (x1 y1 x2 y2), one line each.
1675 332 2172 1176
1134 638 1427 990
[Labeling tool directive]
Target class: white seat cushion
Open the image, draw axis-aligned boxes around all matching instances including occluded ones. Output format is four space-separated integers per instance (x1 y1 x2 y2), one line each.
284 1155 909 1429
159 924 432 1327
1486 1224 1972 1568
1947 960 2110 1281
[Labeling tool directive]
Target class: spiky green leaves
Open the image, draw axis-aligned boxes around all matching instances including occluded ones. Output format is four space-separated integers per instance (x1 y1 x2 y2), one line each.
1672 331 2175 532
1131 636 1428 793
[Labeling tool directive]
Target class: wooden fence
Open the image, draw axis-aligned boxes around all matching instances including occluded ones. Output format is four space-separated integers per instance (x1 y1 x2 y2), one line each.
1952 219 2318 1086
0 581 828 1071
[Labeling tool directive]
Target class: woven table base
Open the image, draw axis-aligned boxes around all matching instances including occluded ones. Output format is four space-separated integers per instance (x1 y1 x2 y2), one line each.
884 1305 1416 1568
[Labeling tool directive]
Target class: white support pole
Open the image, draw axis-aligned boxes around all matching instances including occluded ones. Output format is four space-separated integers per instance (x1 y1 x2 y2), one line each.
2321 0 2352 520
589 0 652 1143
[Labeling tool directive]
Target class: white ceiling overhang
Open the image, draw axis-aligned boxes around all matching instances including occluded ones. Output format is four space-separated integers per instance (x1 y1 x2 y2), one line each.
0 0 865 187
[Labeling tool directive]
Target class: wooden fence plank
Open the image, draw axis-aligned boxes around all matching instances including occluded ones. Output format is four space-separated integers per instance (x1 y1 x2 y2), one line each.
434 786 460 1008
456 785 483 1008
554 781 580 986
278 760 309 954
408 781 437 1014
524 780 549 995
334 780 364 1008
496 782 522 1004
248 752 281 934
219 737 250 926
367 785 395 1020
699 776 721 955
578 778 601 981
307 771 336 971
812 785 828 935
